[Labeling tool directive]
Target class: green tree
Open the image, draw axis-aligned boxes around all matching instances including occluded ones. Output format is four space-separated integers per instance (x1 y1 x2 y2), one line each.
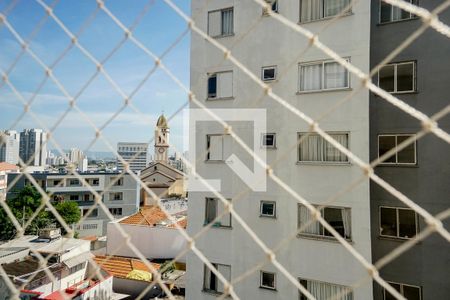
0 186 81 240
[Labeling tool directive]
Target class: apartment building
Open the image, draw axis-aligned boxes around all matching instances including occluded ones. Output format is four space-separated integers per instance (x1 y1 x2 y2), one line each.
19 129 47 168
188 1 372 299
369 1 450 299
117 142 149 173
46 172 139 237
0 130 20 165
7 172 139 237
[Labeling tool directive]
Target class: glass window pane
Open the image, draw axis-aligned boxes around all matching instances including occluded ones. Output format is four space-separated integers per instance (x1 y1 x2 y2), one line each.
208 75 217 98
261 272 275 288
385 283 401 300
398 209 417 238
324 61 348 89
263 68 276 80
263 134 275 146
300 64 322 91
221 9 233 35
324 207 344 237
379 136 397 163
396 135 415 164
324 0 350 18
379 65 395 92
396 63 414 92
380 2 392 23
261 202 275 216
403 285 421 300
380 207 397 237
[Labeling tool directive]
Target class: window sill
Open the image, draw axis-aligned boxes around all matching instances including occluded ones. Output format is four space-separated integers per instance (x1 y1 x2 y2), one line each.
259 286 277 291
297 233 353 244
202 289 225 296
296 161 351 166
259 215 277 219
298 12 353 25
377 17 419 26
261 146 277 149
378 235 417 242
205 160 226 163
204 223 233 229
206 96 235 101
262 79 278 83
377 163 418 168
296 87 352 95
211 33 235 39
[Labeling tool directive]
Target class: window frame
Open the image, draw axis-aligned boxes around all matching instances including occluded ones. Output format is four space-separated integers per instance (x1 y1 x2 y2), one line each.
205 197 232 228
297 131 350 164
299 0 353 23
261 133 276 148
297 204 352 241
378 134 417 165
207 7 234 38
299 277 353 300
110 192 123 201
261 66 277 81
298 58 351 93
206 71 233 100
383 281 422 300
206 134 228 161
109 207 123 216
260 271 277 290
377 61 416 94
260 201 277 218
379 206 419 240
203 263 231 294
379 0 418 24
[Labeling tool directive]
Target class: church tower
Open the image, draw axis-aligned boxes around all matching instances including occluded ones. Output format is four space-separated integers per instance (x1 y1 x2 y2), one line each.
154 114 169 163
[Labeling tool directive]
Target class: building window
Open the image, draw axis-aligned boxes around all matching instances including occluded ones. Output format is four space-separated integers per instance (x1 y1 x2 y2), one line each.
299 278 353 300
300 0 351 23
260 201 276 218
378 134 416 165
298 205 352 240
92 178 99 186
109 208 123 216
207 71 233 99
110 192 123 201
263 0 279 14
384 282 421 300
84 194 90 201
53 180 61 186
68 179 80 186
206 134 230 161
299 59 350 92
380 207 418 239
203 263 231 294
83 208 98 218
378 61 415 93
261 66 277 81
298 132 349 163
69 194 79 201
260 271 276 290
261 133 276 148
208 8 234 38
205 198 231 227
380 0 418 24
69 262 85 274
111 177 123 186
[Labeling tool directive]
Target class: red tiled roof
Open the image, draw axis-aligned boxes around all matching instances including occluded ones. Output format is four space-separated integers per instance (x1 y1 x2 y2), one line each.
119 206 187 229
0 162 19 172
93 255 160 280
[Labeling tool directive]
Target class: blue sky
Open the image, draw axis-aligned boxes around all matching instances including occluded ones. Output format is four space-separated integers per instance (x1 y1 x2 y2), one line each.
0 0 190 155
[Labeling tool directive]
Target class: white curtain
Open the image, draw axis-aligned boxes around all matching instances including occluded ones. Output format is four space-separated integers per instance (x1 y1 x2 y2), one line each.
300 63 322 91
217 71 233 98
324 134 348 162
221 9 233 35
217 264 231 293
299 134 323 161
300 0 323 22
324 61 347 89
209 135 224 160
392 5 402 21
342 208 351 239
299 205 321 235
204 264 212 289
218 199 231 227
206 198 217 223
324 0 350 18
308 280 353 300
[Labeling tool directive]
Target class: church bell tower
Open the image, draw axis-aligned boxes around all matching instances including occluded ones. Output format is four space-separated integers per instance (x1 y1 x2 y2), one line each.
155 114 169 163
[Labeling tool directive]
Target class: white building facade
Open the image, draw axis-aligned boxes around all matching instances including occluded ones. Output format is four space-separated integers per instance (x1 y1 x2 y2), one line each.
117 142 149 173
187 1 372 299
0 130 20 165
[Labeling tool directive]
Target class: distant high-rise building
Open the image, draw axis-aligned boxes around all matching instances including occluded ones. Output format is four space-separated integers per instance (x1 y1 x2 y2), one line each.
19 129 47 167
0 130 20 165
117 142 148 173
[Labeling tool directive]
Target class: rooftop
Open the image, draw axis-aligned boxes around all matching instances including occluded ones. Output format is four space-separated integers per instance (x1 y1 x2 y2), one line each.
93 255 160 280
119 206 187 228
0 162 19 172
